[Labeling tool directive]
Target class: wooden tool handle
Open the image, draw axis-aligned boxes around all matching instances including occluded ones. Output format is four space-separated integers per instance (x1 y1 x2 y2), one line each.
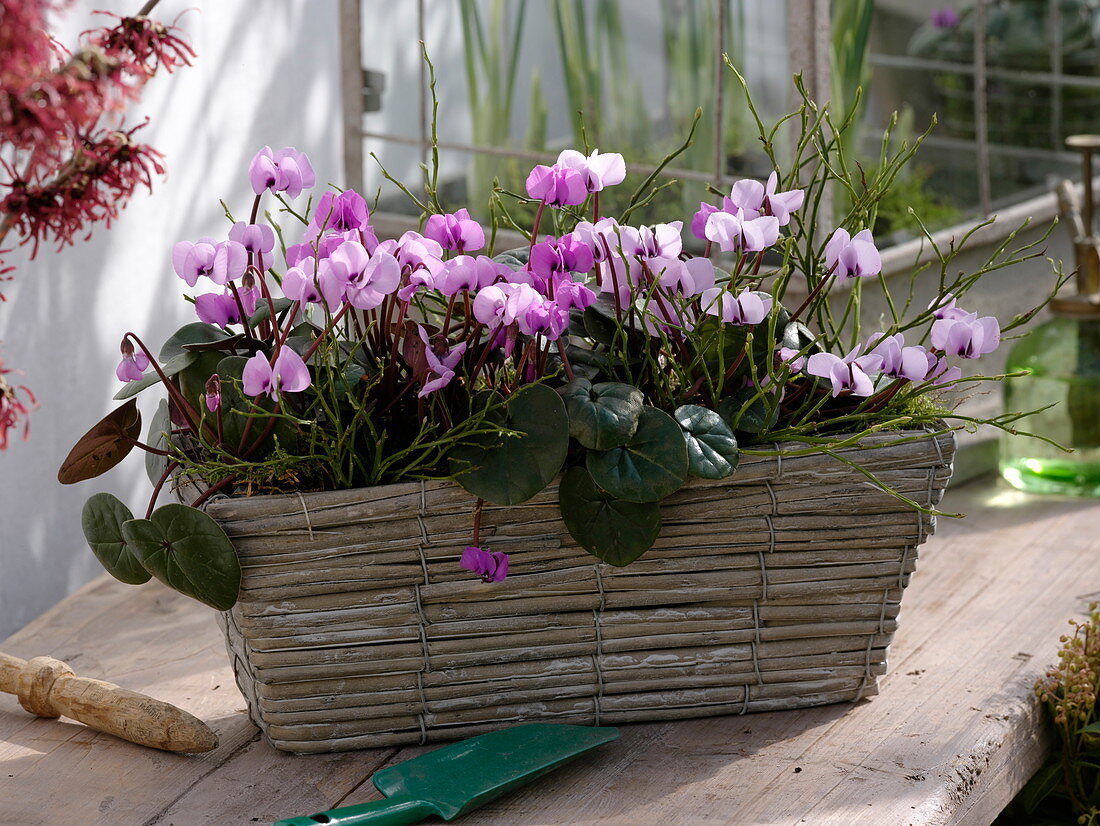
0 651 217 753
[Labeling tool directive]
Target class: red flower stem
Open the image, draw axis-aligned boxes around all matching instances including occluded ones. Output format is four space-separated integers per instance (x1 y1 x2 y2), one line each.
189 474 236 509
302 304 351 363
788 264 838 322
471 497 485 546
227 282 255 339
529 201 546 257
243 401 281 459
592 192 600 222
556 339 575 381
388 301 410 361
275 301 300 352
145 459 180 519
441 293 458 336
127 437 170 456
470 322 504 381
122 332 207 437
704 240 713 258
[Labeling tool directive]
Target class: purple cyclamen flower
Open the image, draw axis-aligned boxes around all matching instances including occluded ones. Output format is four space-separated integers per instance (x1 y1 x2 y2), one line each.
529 236 595 288
417 326 467 398
925 354 962 386
525 164 588 208
424 208 485 253
241 347 312 400
867 333 935 381
806 347 882 397
518 298 570 340
657 256 716 297
205 374 221 413
778 347 806 372
472 282 540 327
249 146 316 199
825 228 882 278
555 148 627 193
228 222 276 260
635 221 683 260
931 8 960 29
195 288 254 328
691 202 719 240
460 545 509 583
305 189 371 242
931 312 1000 359
699 287 773 326
762 172 805 227
705 210 780 254
928 293 970 321
115 340 149 383
571 218 631 262
435 255 507 296
552 274 597 311
727 178 766 218
329 242 401 311
284 260 345 310
172 237 248 287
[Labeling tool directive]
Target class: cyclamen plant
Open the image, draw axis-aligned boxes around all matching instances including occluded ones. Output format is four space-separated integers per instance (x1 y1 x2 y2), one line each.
60 74 1061 611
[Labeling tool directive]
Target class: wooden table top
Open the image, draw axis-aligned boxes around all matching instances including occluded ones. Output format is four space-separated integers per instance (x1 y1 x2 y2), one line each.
2 480 1098 826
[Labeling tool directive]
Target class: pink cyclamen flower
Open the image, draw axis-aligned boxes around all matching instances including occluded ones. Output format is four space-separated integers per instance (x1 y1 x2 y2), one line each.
460 545 509 582
417 326 467 398
306 189 371 240
867 333 936 381
228 222 276 260
705 210 780 253
552 274 597 311
931 312 1000 359
518 298 570 340
699 287 773 326
242 347 312 400
172 237 247 287
778 347 806 372
525 164 588 207
115 339 149 383
825 228 882 278
658 256 716 297
931 8 960 29
529 236 595 289
635 222 683 260
329 242 401 311
472 282 541 327
572 217 633 262
928 293 970 321
249 146 316 199
925 354 963 386
691 202 720 240
556 148 627 193
806 347 882 397
424 208 485 253
195 290 243 328
761 172 805 227
435 255 504 296
283 260 345 310
205 374 221 413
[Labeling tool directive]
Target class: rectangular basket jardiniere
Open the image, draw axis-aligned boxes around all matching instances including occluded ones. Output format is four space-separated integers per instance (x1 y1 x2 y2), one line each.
202 429 955 753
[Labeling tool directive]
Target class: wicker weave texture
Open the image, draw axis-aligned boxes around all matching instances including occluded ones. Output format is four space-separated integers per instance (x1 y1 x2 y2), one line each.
206 430 955 753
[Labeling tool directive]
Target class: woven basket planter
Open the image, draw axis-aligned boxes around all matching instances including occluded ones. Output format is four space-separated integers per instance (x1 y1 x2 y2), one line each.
203 429 955 754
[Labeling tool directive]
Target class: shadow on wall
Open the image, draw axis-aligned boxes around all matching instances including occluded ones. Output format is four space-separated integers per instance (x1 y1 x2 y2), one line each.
0 0 343 639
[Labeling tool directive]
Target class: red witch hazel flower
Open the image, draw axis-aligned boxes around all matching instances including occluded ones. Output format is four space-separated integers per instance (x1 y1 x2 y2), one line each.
0 355 36 450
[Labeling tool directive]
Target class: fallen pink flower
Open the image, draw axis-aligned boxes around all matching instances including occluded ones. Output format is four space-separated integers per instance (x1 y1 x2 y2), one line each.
460 545 509 582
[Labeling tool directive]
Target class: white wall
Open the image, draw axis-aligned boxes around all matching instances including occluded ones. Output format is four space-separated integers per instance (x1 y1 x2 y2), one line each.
0 1 342 639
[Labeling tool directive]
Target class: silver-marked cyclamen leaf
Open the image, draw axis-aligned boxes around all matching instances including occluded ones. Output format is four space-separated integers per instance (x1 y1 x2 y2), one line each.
674 404 739 479
81 493 151 585
586 406 688 502
559 378 644 450
122 504 241 610
559 466 662 566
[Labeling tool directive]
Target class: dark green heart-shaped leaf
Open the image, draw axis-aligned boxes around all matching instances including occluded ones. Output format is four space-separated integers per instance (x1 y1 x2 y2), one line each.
695 315 750 374
492 246 530 270
113 352 193 401
559 378 644 450
145 400 172 486
718 388 779 436
559 466 661 566
159 322 232 363
58 400 142 484
248 297 293 326
182 333 249 353
449 383 568 505
586 406 688 502
122 504 241 610
81 493 151 585
675 404 739 479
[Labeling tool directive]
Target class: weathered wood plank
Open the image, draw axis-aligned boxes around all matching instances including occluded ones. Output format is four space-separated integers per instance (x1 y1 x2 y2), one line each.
2 481 1096 825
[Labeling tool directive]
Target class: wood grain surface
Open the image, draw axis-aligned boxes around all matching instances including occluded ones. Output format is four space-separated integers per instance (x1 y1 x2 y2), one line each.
1 480 1097 825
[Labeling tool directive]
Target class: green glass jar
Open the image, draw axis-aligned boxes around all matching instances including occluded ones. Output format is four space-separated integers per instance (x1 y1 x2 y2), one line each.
1001 316 1100 495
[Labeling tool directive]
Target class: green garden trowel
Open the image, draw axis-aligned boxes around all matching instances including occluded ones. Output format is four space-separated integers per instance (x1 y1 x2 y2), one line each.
272 724 620 826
